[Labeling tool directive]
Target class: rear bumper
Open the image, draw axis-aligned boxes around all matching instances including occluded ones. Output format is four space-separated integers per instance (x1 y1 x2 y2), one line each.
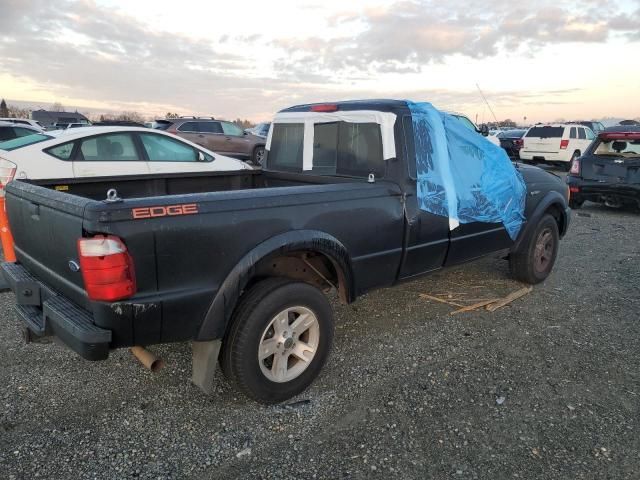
520 151 569 162
1 262 111 360
566 176 640 205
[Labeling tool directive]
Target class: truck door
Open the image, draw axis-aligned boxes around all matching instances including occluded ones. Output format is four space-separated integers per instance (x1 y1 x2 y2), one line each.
397 116 451 279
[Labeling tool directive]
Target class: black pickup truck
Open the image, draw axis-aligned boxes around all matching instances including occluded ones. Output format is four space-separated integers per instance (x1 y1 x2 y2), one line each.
1 100 570 403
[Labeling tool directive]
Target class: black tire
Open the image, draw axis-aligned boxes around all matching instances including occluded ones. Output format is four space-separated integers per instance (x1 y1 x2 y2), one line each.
568 198 583 209
509 214 560 284
251 146 265 166
220 277 334 404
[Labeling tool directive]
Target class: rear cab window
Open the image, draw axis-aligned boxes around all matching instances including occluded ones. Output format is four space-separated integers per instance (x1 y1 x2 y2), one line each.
268 124 304 171
267 121 384 178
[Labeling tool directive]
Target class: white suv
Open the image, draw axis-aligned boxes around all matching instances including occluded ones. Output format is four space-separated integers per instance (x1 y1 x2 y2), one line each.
520 124 595 170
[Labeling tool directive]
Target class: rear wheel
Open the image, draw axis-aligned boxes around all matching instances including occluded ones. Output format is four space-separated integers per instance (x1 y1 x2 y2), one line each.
252 146 265 166
568 198 583 209
221 278 334 404
509 214 559 284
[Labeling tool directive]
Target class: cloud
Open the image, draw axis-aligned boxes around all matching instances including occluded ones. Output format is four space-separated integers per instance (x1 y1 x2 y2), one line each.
0 0 637 121
272 0 639 74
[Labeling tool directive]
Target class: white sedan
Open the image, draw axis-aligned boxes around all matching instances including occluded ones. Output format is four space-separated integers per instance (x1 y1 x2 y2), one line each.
0 126 251 186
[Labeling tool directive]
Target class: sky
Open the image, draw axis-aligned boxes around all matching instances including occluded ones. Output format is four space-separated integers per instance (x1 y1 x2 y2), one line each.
0 0 639 123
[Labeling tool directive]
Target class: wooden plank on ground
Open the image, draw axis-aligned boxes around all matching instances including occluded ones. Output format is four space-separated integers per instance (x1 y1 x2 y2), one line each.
419 293 464 308
486 286 533 312
450 299 500 315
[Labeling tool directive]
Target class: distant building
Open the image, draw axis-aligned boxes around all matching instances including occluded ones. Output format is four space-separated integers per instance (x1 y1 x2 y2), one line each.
31 109 89 128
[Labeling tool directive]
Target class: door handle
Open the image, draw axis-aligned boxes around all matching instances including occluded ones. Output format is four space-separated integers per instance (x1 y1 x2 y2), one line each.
198 135 205 138
225 136 232 141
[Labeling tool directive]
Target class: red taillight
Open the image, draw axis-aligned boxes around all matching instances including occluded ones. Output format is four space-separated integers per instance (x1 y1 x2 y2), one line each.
514 139 524 149
77 235 136 301
0 158 17 197
560 139 569 150
569 186 580 193
600 132 640 141
569 158 580 175
310 104 338 112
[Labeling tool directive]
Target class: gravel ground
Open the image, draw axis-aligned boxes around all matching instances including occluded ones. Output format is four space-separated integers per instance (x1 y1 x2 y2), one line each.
1 181 639 479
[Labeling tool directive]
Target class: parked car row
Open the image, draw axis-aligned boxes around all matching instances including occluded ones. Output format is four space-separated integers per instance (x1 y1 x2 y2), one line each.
0 126 250 187
153 117 266 165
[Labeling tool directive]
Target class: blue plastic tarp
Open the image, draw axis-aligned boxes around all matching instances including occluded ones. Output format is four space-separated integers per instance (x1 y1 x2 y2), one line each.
407 101 527 240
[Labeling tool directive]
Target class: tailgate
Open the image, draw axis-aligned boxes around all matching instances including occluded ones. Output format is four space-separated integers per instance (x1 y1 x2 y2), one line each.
5 181 92 308
580 157 640 183
523 137 558 153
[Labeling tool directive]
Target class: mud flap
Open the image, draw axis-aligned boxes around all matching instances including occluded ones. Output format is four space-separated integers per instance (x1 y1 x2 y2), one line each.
192 340 222 395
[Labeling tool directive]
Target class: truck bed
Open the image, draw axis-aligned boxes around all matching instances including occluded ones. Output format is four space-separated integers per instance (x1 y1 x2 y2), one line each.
25 169 358 201
5 169 404 352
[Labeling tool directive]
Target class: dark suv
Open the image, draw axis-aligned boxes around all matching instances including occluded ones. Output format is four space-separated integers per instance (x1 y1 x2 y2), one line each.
154 118 265 164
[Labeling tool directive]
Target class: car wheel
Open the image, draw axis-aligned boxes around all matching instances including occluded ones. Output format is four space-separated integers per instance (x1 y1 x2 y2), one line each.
252 146 265 166
220 277 334 404
509 213 559 284
568 198 583 209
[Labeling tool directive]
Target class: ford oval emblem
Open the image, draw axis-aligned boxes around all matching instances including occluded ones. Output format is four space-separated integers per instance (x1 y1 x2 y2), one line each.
68 260 81 272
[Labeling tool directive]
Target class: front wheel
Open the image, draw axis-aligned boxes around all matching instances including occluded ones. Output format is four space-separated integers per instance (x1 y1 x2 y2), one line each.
509 214 560 284
221 278 334 404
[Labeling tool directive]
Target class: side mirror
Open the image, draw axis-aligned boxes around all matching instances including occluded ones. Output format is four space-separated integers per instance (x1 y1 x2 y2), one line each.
479 124 490 137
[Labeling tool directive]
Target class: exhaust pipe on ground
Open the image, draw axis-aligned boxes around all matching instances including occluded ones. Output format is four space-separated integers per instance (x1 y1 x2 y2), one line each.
130 346 165 372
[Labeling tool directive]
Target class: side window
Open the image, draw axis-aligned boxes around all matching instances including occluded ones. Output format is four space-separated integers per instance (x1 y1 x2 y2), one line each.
13 127 37 138
221 122 244 136
46 142 74 160
140 133 199 162
585 128 595 140
177 122 199 133
267 124 304 171
569 127 577 139
0 128 15 141
402 115 417 179
199 122 223 134
79 134 140 161
578 128 586 140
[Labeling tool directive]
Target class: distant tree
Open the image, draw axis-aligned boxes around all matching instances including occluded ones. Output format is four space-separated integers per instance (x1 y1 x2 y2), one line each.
498 119 517 128
165 112 180 119
117 111 145 123
51 102 66 112
7 104 31 119
0 99 8 117
233 118 254 129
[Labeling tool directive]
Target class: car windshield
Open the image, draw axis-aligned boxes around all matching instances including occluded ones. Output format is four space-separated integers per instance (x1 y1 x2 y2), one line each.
593 138 640 158
0 133 53 151
451 115 477 132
